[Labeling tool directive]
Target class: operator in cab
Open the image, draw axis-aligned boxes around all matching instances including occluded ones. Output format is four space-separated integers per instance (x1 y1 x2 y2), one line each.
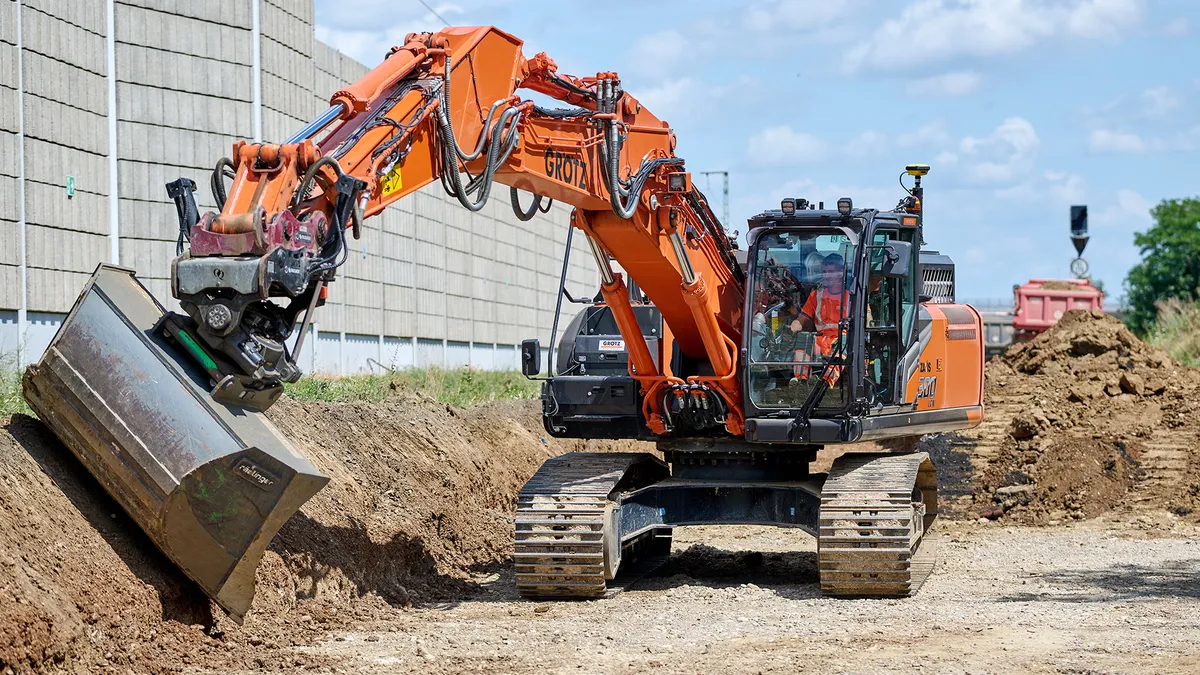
789 253 849 357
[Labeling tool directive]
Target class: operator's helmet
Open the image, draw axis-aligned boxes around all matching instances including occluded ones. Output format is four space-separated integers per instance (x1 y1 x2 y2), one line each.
804 251 825 281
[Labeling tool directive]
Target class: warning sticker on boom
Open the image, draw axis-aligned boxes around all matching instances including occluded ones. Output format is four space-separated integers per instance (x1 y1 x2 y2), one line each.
381 165 404 197
598 339 625 351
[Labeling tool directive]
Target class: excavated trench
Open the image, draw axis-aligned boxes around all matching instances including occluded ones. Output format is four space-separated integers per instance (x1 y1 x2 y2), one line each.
1 311 1199 673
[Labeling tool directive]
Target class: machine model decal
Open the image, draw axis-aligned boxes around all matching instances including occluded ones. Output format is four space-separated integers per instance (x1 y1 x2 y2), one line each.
598 339 625 351
915 375 938 405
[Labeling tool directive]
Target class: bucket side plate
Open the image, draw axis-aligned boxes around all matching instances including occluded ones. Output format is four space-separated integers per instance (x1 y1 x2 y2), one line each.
22 264 328 621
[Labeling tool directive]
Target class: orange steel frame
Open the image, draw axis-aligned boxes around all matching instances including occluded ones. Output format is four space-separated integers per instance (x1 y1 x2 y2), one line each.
214 26 743 436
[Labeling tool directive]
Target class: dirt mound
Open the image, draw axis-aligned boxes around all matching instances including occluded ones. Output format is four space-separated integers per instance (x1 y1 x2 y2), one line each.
0 394 645 673
959 310 1200 524
1036 280 1090 291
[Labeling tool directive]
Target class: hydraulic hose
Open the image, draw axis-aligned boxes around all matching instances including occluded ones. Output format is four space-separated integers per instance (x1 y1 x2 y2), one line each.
510 186 543 221
437 91 523 212
292 156 345 209
210 157 235 211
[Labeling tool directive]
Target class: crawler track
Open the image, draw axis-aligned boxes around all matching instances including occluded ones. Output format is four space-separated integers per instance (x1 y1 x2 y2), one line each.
515 453 670 599
818 452 938 597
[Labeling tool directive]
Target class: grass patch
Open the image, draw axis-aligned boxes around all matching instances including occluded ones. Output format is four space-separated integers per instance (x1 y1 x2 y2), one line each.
1 366 33 418
284 367 539 408
1148 298 1200 367
2 362 536 417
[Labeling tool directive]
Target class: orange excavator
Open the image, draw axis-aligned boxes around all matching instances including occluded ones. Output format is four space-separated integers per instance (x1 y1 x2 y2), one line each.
22 26 983 619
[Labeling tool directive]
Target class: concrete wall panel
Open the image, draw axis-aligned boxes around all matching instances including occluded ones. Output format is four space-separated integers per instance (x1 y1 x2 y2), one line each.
117 0 252 29
22 181 108 235
0 270 17 312
22 95 107 155
9 1 597 370
23 138 107 195
26 224 108 274
116 44 250 100
0 175 18 220
24 1 106 36
115 4 250 64
21 6 107 75
26 267 91 313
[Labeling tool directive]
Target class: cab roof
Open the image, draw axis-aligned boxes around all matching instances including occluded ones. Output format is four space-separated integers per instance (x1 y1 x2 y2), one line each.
747 209 914 230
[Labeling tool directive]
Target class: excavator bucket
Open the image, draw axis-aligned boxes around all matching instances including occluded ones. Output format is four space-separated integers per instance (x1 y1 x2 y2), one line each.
21 264 328 622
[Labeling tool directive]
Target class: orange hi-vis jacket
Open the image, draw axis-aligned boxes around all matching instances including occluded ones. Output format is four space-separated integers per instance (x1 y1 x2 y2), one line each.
791 286 848 384
802 287 849 355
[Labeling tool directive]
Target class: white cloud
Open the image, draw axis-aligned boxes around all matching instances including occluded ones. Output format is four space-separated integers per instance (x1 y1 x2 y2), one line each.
1082 85 1200 154
896 120 953 149
959 117 1040 183
1089 126 1200 154
626 2 859 79
1094 189 1153 230
845 0 1144 73
634 78 696 119
1045 171 1086 204
742 1 861 33
995 170 1086 204
633 75 762 126
1164 17 1190 37
905 72 982 97
747 126 828 165
1067 0 1143 38
1140 86 1180 117
314 0 490 65
935 150 959 167
1086 84 1189 125
1089 129 1146 153
626 29 690 78
844 131 888 158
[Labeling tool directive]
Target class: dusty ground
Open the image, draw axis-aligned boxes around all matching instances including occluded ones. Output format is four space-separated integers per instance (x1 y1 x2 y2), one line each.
203 521 1200 675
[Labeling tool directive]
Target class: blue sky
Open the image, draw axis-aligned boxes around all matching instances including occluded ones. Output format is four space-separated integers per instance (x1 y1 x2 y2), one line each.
314 0 1199 306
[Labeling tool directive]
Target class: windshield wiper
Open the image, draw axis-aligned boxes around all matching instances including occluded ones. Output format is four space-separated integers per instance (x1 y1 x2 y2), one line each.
786 325 848 442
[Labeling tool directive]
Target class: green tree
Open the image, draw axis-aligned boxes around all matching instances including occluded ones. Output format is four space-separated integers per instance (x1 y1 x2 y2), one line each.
1124 197 1200 334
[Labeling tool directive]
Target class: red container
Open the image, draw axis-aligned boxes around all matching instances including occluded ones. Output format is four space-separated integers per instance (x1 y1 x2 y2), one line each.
1012 278 1104 339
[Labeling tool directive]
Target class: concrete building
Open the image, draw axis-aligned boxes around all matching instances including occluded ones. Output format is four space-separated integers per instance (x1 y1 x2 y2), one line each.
0 0 597 374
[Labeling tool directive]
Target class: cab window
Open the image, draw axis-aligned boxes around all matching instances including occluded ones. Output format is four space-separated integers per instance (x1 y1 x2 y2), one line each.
747 231 855 410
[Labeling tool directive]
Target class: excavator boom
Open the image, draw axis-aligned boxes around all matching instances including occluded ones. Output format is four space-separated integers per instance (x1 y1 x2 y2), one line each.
185 26 746 436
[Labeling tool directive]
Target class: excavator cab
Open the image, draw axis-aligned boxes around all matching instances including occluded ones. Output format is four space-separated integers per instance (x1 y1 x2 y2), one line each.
745 228 856 411
739 200 922 443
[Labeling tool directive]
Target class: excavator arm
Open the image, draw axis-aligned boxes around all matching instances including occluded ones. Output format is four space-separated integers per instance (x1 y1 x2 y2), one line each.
172 26 745 433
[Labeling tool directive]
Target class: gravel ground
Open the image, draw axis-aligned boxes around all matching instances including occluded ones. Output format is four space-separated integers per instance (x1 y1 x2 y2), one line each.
232 521 1200 675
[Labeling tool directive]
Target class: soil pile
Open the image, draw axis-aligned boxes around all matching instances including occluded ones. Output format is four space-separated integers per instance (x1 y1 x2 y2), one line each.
0 394 643 674
963 310 1200 524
